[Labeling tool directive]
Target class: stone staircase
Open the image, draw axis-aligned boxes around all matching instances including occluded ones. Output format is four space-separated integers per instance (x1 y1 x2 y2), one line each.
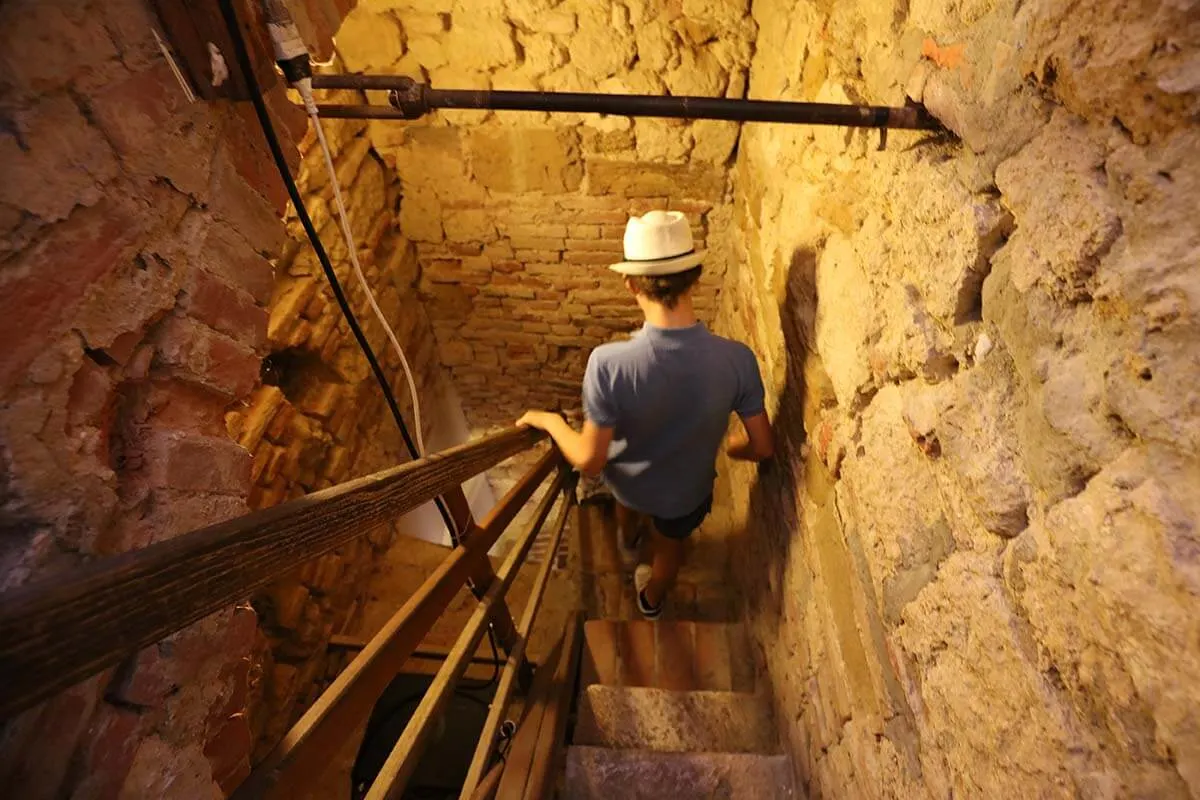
561 503 796 799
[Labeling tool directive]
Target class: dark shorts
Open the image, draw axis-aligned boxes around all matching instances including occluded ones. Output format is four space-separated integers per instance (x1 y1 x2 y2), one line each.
652 495 714 540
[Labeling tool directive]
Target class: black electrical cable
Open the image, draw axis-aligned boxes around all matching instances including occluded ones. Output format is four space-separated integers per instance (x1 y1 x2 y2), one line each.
215 0 459 539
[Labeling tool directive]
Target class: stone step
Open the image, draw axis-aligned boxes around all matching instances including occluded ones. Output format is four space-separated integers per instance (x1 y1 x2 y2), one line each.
574 685 778 753
581 620 755 692
564 747 796 799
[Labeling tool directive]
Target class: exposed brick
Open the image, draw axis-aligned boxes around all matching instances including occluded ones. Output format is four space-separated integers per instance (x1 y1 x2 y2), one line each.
153 316 260 398
181 268 268 348
70 704 142 799
568 224 602 238
1 94 119 222
136 380 230 438
142 429 252 495
563 251 619 265
67 358 115 430
0 4 120 96
240 386 287 450
198 223 276 305
209 144 288 257
565 238 625 252
510 235 565 250
91 62 215 200
514 249 563 263
205 714 253 795
505 223 568 238
0 200 142 388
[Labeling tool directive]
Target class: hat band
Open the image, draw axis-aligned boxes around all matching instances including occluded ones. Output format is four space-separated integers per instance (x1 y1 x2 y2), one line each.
622 249 696 263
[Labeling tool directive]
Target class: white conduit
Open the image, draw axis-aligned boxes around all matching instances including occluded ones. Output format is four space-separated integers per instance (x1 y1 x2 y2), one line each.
299 91 428 458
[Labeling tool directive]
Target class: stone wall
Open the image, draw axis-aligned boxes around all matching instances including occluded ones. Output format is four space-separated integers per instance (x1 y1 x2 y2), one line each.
230 95 458 758
334 0 757 439
0 0 308 795
715 0 1200 797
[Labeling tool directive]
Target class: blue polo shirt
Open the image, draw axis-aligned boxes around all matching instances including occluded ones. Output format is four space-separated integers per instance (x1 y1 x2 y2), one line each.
582 322 766 519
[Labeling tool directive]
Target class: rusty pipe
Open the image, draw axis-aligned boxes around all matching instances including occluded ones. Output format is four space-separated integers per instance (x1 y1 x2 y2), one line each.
310 74 941 130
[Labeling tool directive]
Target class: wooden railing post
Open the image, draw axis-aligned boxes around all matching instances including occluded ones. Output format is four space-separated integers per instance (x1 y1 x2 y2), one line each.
233 447 562 800
443 485 523 658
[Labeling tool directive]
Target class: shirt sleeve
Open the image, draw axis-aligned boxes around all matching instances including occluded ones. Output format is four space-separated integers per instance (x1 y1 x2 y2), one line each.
733 346 766 419
582 351 619 428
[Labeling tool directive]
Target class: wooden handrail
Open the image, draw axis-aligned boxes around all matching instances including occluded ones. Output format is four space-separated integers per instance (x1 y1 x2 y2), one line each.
235 447 562 799
0 426 546 720
366 470 573 800
459 487 576 798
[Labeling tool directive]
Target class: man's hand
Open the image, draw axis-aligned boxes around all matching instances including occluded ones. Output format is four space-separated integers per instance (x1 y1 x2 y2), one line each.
726 413 774 461
517 410 557 431
516 410 614 474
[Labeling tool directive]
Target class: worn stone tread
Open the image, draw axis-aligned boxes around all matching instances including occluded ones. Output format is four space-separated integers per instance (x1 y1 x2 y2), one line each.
564 747 796 799
574 685 778 753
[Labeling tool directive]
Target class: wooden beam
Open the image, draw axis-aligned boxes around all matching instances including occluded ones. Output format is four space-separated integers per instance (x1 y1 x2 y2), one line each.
365 471 570 800
233 447 560 800
459 487 577 799
0 427 547 720
522 614 583 800
470 762 504 800
494 614 583 800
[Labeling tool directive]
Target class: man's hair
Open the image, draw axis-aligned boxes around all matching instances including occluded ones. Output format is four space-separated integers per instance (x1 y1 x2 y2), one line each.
627 266 702 309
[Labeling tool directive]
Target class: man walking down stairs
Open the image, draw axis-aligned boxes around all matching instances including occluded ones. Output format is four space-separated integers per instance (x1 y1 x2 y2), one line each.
558 502 798 799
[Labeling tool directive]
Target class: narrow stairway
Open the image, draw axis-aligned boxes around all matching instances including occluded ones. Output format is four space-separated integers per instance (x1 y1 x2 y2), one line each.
561 502 796 799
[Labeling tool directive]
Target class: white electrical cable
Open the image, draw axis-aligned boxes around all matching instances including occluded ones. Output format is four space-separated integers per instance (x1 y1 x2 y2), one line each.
298 87 427 457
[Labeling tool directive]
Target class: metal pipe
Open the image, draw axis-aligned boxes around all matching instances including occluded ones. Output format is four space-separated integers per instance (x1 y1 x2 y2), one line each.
310 74 941 130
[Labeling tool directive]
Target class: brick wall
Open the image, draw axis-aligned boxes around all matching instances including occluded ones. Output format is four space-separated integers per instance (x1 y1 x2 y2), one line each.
333 0 757 445
234 89 457 759
0 0 308 795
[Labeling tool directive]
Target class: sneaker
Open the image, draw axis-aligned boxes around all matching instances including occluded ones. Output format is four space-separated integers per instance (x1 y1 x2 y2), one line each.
634 564 652 593
634 565 662 620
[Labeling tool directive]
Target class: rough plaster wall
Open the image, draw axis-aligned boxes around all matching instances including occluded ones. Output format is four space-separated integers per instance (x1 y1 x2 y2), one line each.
230 94 458 759
0 0 308 795
714 0 1200 797
333 0 756 447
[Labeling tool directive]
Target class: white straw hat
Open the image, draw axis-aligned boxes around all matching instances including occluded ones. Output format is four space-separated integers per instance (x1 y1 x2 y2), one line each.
609 210 705 276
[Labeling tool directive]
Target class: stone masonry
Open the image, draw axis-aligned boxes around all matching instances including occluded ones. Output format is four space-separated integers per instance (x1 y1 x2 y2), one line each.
229 87 456 758
713 0 1200 797
0 0 308 795
333 0 758 437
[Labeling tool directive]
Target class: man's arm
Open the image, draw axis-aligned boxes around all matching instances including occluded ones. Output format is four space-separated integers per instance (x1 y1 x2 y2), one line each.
726 412 774 461
518 412 614 474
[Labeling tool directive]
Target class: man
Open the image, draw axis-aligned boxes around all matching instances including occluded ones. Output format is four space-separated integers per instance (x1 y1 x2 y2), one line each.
518 210 774 619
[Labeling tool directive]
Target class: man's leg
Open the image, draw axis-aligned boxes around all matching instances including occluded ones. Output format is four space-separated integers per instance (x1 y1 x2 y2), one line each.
643 530 685 608
615 501 640 549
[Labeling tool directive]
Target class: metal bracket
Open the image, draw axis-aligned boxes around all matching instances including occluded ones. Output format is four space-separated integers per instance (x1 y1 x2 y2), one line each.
878 126 889 151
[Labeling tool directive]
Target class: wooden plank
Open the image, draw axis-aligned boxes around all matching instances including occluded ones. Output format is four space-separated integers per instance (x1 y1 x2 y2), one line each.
365 471 568 800
0 427 548 721
470 762 504 800
579 621 620 687
522 614 584 800
494 632 568 800
655 621 698 691
617 620 656 687
459 483 577 799
231 447 559 799
692 623 733 691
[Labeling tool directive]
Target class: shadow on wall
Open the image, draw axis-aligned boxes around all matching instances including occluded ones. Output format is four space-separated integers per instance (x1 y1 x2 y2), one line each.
729 246 823 636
